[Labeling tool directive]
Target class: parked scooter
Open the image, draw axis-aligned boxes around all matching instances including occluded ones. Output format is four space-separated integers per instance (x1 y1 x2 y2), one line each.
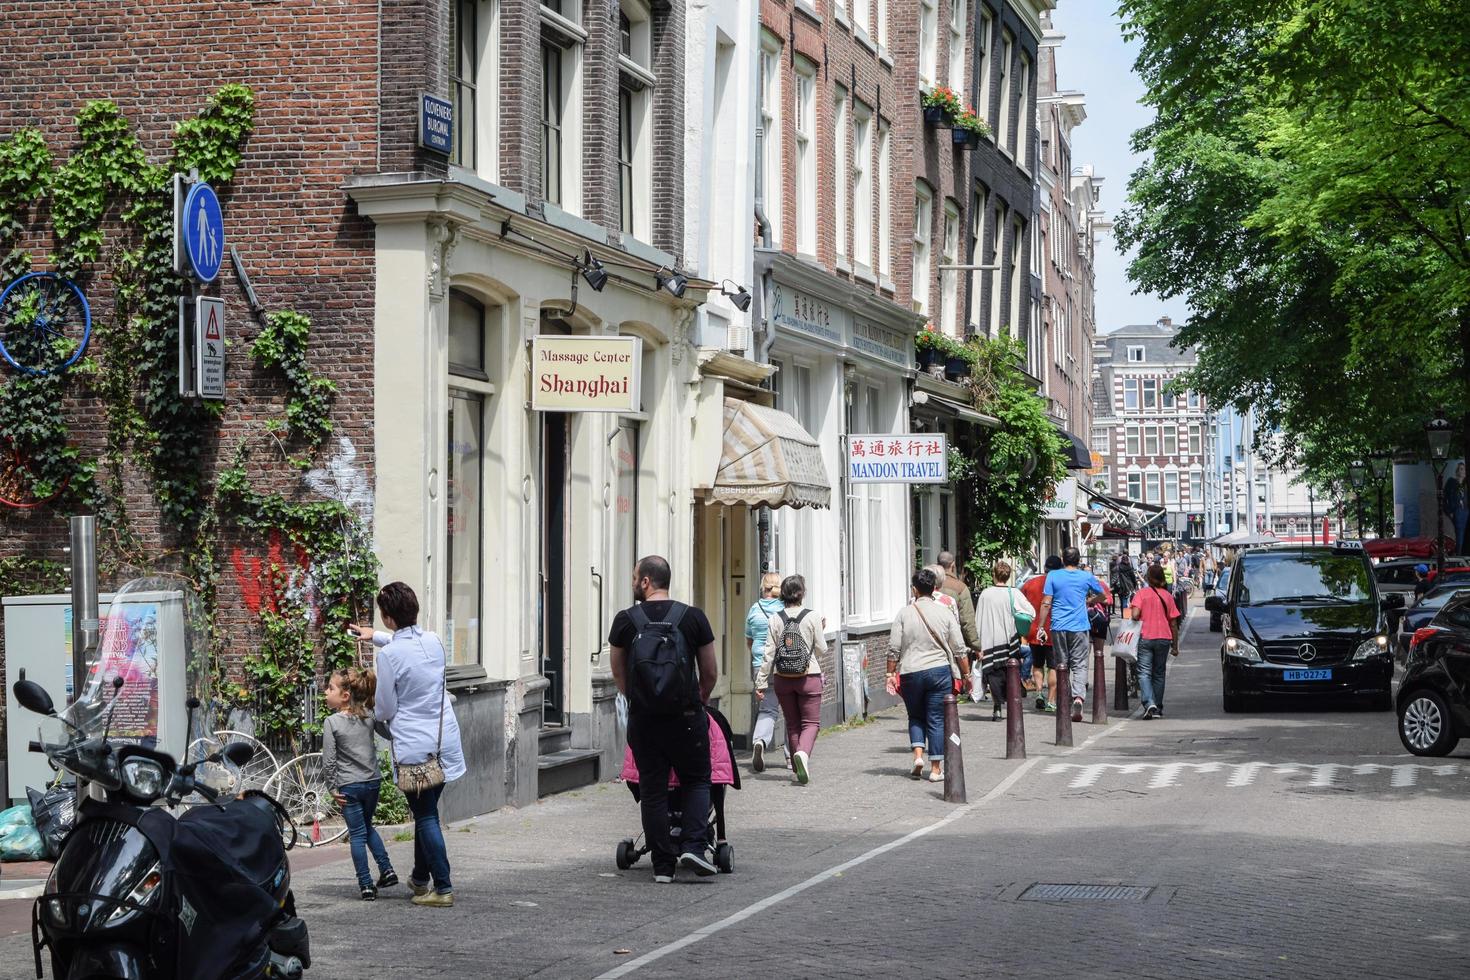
13 670 312 980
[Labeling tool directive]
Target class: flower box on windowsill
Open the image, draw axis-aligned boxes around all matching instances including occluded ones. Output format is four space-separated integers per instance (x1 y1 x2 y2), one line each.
917 347 943 370
944 357 972 380
923 105 947 126
952 127 981 149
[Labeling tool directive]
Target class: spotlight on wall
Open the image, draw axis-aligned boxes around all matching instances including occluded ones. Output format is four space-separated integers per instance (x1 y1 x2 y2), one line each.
655 267 688 298
720 279 753 312
579 251 608 292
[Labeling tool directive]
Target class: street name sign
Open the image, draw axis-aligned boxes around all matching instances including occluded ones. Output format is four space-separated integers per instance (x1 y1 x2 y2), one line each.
419 93 454 155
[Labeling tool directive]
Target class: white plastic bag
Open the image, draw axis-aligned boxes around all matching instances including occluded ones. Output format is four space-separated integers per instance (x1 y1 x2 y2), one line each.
1110 623 1140 663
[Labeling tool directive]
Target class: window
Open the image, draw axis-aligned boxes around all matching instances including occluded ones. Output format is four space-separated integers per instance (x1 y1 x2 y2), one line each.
876 119 891 276
918 0 937 87
446 290 491 668
997 31 1013 154
617 88 635 235
835 86 849 262
1163 424 1177 456
1016 53 1031 163
852 0 869 35
1128 472 1143 501
1189 470 1204 502
1091 426 1110 452
940 200 960 336
1144 425 1159 455
794 59 817 256
976 9 993 126
1188 423 1202 455
968 185 987 329
1009 219 1025 335
1127 345 1145 363
450 0 479 171
988 203 1004 336
853 101 874 269
1123 378 1138 410
847 384 895 623
1165 470 1180 505
912 182 932 315
1145 471 1161 504
1188 390 1201 410
875 0 888 47
607 419 640 644
1125 424 1139 456
541 42 565 205
759 34 782 246
617 1 654 239
947 0 966 92
1142 378 1159 409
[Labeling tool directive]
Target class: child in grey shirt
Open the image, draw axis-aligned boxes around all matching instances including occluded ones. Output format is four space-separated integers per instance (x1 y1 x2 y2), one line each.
323 668 398 899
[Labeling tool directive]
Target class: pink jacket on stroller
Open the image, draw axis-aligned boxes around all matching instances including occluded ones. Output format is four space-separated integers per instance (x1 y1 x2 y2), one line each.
619 712 736 787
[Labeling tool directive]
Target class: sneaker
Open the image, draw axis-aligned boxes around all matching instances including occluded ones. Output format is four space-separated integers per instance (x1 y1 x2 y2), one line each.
411 890 454 908
911 759 925 780
360 887 377 901
653 872 674 884
1155 707 1165 718
1041 701 1057 714
377 871 399 889
678 849 718 877
792 751 810 785
751 740 766 774
1071 698 1084 722
1143 704 1158 720
410 879 431 897
992 706 1003 722
928 768 944 782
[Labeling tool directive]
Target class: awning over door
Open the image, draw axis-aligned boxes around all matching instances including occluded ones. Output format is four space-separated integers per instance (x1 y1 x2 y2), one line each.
707 398 832 510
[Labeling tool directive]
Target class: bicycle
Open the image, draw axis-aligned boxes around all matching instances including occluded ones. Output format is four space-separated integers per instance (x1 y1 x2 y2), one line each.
0 272 92 375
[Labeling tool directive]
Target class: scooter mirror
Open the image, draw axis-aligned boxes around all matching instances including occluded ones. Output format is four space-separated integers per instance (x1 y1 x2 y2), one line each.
13 679 56 717
223 742 256 767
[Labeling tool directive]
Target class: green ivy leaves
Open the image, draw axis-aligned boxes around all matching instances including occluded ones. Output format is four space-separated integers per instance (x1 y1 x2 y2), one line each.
251 311 337 453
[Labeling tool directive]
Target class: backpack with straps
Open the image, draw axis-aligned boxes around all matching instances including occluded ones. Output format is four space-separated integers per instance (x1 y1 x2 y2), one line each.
626 603 701 714
773 609 813 678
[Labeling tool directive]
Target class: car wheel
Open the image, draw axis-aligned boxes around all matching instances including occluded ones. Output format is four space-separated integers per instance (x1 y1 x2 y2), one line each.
1398 689 1459 756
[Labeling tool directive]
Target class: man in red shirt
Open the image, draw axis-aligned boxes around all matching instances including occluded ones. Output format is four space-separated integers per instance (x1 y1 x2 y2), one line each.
1127 563 1182 719
1020 556 1061 712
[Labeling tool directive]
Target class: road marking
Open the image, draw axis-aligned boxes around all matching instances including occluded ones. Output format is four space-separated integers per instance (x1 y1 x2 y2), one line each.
1044 761 1464 790
595 757 1042 978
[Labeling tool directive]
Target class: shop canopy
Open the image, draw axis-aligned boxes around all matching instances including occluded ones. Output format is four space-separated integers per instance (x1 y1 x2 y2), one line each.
1053 425 1092 470
707 398 832 510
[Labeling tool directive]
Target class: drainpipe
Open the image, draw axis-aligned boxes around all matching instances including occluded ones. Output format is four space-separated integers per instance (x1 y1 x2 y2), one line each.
752 57 776 572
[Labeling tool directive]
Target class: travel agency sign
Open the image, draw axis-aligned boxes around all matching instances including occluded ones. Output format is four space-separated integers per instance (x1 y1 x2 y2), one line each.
531 336 643 413
847 435 949 483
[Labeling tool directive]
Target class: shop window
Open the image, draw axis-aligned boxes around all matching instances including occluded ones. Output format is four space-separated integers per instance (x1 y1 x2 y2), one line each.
847 384 896 624
608 419 640 637
446 290 493 668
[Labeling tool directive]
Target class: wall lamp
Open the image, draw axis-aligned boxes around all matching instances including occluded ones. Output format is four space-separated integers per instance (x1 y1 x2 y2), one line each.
655 267 688 298
720 279 752 312
579 250 608 292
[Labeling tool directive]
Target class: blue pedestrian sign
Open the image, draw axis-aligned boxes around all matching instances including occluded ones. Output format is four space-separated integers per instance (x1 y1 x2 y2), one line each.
180 182 225 283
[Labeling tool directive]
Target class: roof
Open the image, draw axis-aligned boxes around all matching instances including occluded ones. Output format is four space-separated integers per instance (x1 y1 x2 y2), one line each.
1098 322 1197 368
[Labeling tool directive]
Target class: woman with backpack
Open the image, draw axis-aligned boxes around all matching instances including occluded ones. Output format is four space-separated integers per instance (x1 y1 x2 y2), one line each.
754 574 826 784
975 560 1035 721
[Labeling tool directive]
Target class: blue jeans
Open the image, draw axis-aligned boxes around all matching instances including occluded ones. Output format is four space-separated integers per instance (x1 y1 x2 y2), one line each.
901 665 952 761
752 662 783 749
1019 644 1034 677
339 779 394 890
1137 639 1172 710
406 783 452 894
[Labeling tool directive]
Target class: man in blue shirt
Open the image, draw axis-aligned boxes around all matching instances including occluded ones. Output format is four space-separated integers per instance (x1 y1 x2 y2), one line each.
1036 547 1107 722
744 572 786 772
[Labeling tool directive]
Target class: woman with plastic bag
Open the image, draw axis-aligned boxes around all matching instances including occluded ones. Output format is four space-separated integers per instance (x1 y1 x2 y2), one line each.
975 560 1034 721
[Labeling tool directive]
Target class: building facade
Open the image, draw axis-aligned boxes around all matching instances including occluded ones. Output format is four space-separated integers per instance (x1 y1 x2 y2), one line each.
1212 408 1320 543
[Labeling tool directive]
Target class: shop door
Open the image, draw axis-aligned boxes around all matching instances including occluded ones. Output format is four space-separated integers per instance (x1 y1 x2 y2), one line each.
541 414 569 726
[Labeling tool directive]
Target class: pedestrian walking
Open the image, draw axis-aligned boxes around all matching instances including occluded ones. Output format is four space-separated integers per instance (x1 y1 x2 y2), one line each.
1021 556 1062 712
745 572 786 774
1127 564 1182 718
887 568 971 782
1036 548 1109 723
1203 552 1218 591
608 555 721 882
926 563 962 620
937 551 984 692
323 667 398 901
975 561 1034 721
1444 462 1468 553
1111 553 1138 617
754 575 826 785
1087 583 1114 663
351 582 465 908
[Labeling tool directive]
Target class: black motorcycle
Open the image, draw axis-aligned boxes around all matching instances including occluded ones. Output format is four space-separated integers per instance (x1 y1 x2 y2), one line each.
12 672 312 980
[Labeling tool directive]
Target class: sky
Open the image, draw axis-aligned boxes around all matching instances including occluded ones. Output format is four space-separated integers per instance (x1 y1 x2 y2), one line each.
1049 1 1171 334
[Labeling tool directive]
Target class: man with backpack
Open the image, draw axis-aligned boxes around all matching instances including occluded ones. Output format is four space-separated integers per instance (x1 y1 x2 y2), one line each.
608 555 721 883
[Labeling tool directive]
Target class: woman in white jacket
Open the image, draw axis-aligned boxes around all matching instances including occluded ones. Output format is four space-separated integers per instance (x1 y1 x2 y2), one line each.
974 560 1035 721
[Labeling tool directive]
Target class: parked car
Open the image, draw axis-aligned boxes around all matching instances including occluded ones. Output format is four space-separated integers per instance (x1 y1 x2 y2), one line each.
1396 582 1470 660
1208 565 1232 632
1374 557 1425 597
1206 545 1403 712
1396 592 1470 755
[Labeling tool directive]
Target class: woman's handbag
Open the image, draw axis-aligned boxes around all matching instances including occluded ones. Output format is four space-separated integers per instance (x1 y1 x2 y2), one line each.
393 668 447 795
1110 623 1140 663
1009 587 1034 638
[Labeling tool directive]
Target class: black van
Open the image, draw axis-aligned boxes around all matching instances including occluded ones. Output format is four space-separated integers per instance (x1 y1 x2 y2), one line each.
1205 545 1403 712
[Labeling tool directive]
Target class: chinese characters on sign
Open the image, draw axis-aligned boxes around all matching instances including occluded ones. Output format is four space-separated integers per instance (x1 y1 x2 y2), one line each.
771 285 842 345
848 434 949 483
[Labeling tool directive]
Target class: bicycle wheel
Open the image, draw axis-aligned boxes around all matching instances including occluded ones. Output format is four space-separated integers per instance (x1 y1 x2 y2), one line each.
0 437 68 509
263 752 348 847
0 272 92 375
184 730 280 802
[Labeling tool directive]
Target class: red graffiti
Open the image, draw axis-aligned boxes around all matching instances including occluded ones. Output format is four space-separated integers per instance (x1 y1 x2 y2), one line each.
231 531 311 616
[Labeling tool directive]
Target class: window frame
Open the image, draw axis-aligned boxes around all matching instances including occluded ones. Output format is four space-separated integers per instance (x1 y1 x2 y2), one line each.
1128 472 1143 502
1124 423 1140 456
852 100 874 270
1144 425 1159 456
1163 424 1177 456
794 57 818 257
1015 52 1031 164
616 0 655 240
1145 471 1161 505
1123 378 1139 411
946 0 966 93
540 40 566 206
918 0 938 87
835 85 849 263
1164 470 1180 506
912 181 933 315
976 8 993 128
759 33 783 246
940 199 961 337
445 289 495 671
997 30 1013 156
1142 378 1159 409
1126 345 1145 363
876 118 891 277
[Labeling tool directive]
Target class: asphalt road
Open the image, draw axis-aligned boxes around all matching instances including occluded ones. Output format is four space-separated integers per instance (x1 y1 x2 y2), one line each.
2 609 1466 979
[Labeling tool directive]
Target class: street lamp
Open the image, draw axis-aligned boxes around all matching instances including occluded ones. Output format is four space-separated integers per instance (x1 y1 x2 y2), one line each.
1369 453 1391 539
1426 411 1455 573
1348 459 1369 538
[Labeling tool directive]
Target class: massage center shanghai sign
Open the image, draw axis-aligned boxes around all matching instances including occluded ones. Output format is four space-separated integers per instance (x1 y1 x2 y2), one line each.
531 335 643 413
847 434 948 483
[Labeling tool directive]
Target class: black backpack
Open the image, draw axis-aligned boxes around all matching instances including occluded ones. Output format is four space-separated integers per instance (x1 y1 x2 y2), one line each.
773 609 813 677
626 603 701 714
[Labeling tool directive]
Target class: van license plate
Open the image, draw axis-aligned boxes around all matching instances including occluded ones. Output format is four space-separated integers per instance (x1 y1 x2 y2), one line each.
1283 669 1331 681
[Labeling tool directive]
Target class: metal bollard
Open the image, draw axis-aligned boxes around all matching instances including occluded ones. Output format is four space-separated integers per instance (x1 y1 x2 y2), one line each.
1005 657 1026 759
1054 664 1073 747
942 691 967 803
1113 656 1130 712
1092 649 1108 724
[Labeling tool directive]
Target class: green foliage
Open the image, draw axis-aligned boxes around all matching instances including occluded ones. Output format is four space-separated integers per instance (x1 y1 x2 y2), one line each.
375 752 410 825
240 605 316 741
251 311 337 451
915 325 978 364
0 554 70 596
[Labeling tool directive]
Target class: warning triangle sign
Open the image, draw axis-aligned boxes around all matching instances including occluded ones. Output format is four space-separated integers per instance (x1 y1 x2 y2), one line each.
204 306 222 341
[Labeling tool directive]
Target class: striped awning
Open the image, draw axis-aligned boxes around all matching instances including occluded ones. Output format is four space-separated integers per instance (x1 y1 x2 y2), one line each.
707 398 832 510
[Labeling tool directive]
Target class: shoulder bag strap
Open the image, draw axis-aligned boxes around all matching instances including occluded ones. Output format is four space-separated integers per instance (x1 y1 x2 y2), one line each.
914 601 962 675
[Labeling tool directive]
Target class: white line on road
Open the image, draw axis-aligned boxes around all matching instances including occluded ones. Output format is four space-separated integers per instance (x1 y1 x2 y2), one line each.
1044 760 1464 789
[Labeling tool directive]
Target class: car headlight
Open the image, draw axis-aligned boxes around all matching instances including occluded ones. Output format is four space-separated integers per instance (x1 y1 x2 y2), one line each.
104 863 163 925
1225 637 1262 662
1353 635 1390 660
120 757 167 801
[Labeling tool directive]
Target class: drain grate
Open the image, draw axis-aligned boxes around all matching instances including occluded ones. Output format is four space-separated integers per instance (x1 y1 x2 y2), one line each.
1019 883 1154 903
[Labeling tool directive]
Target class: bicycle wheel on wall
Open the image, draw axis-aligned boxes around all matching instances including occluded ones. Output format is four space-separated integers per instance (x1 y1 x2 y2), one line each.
0 272 92 375
183 730 280 802
263 752 348 847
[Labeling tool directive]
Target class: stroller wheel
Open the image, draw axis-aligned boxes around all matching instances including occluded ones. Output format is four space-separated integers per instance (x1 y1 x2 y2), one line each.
715 842 734 874
616 839 638 870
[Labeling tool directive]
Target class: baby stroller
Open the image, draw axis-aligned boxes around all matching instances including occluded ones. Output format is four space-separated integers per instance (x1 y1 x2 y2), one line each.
615 705 740 874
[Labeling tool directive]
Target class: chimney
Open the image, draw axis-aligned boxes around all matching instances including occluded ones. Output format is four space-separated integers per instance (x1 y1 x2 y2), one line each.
1157 316 1172 328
